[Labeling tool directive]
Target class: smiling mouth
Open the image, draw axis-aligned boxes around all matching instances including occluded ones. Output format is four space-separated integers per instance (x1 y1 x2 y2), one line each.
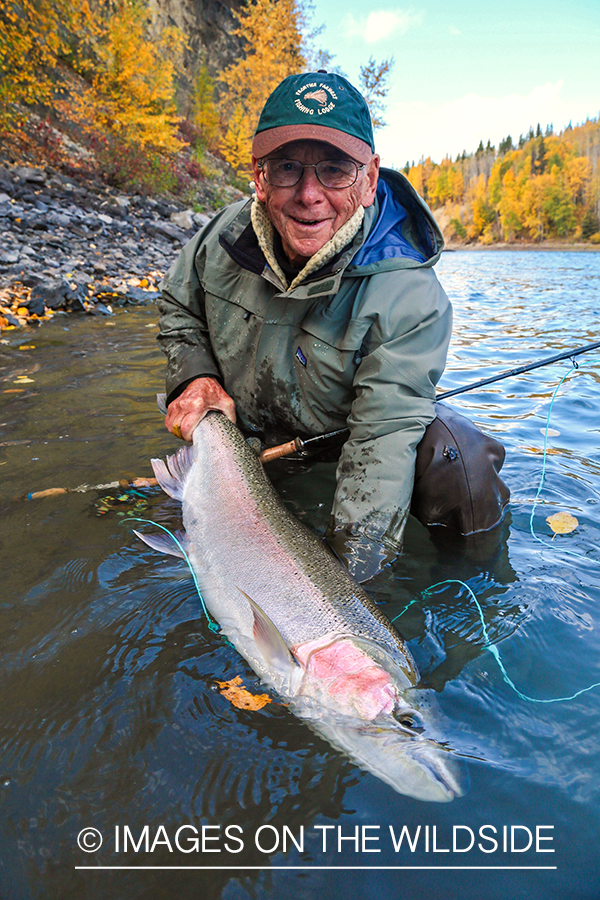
292 217 325 227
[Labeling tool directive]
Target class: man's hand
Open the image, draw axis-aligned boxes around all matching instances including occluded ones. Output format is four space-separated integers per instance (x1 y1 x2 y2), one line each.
165 377 236 441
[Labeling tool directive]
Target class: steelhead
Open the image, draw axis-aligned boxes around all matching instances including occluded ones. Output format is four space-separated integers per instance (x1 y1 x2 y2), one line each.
138 412 464 802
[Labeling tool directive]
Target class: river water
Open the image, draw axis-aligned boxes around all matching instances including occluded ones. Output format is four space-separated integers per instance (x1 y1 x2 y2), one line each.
1 250 600 899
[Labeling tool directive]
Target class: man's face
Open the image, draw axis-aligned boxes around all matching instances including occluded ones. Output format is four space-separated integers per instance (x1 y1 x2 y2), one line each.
253 140 380 268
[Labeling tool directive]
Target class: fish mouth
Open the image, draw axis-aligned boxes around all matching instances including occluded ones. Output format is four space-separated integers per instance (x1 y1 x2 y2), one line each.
394 739 467 802
352 719 467 802
292 701 467 803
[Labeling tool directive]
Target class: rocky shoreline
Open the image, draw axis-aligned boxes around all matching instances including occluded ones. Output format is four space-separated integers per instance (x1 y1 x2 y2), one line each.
0 161 247 330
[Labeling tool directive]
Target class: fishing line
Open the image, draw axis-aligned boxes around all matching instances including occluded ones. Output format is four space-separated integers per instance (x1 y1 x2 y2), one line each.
528 358 600 563
126 517 221 635
392 359 600 703
417 580 600 704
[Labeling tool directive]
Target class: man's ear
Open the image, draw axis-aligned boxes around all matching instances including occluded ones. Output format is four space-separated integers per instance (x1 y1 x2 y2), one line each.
361 154 380 208
252 156 266 202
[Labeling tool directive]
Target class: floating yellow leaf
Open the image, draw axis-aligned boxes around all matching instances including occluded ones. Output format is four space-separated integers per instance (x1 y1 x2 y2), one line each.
215 675 272 711
19 345 36 350
14 376 34 383
546 512 578 535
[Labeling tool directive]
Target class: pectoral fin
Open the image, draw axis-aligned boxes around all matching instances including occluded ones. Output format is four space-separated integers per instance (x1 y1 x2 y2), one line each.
236 587 297 671
134 529 189 559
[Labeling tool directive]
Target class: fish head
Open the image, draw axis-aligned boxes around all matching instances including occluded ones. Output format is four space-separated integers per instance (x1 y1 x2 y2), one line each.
293 634 467 802
298 690 467 802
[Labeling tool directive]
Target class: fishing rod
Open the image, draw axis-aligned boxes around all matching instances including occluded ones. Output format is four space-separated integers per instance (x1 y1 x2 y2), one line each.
21 476 158 501
258 338 600 463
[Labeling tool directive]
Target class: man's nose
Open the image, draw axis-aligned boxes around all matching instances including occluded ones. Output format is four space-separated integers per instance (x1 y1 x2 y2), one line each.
294 166 325 203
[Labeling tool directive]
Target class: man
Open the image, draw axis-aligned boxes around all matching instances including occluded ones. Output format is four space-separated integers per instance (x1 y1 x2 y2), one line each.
158 71 508 581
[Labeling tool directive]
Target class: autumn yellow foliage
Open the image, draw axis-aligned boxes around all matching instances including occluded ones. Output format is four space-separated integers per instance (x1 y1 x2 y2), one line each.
0 0 96 131
1 0 185 173
192 63 220 151
70 0 185 155
215 676 272 710
546 512 579 535
405 119 600 245
219 0 307 174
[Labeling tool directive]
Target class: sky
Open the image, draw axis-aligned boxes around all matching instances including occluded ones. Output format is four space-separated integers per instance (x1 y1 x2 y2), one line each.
310 0 600 168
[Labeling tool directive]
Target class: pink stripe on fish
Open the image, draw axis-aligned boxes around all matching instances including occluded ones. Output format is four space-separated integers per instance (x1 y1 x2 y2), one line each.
293 635 397 720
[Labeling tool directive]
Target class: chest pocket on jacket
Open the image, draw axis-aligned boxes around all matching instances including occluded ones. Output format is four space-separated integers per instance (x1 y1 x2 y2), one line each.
201 267 268 370
295 309 370 420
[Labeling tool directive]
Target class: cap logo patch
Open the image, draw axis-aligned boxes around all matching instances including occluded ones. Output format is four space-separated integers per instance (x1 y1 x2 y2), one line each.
294 81 338 117
304 90 328 106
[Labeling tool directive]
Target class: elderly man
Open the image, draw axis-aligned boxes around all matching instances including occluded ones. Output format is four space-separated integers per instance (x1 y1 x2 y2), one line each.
158 71 508 581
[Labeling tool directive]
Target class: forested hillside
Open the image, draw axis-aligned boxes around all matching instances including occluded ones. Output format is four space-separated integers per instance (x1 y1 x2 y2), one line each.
0 0 389 193
405 120 600 245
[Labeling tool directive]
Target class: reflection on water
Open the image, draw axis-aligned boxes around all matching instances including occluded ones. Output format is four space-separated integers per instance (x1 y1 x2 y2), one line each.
1 252 600 899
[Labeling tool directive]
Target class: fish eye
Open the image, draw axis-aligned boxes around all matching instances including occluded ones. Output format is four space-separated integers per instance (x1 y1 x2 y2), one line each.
393 708 424 733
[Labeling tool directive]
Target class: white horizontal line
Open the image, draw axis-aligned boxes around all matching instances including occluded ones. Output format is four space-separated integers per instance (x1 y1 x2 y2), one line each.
75 866 558 871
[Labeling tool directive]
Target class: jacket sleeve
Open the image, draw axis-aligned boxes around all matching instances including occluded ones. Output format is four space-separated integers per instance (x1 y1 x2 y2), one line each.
327 267 452 581
157 224 224 401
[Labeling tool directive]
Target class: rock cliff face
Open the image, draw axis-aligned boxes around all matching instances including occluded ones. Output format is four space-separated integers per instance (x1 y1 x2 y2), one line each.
147 0 246 112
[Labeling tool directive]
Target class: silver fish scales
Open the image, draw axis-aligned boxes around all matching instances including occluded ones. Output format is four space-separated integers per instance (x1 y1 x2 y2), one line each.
139 412 465 802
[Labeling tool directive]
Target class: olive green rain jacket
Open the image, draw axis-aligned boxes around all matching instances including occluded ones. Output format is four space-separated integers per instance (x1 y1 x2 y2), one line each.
157 168 452 579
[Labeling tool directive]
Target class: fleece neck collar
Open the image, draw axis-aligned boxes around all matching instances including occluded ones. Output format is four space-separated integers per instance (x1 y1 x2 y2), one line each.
250 198 365 292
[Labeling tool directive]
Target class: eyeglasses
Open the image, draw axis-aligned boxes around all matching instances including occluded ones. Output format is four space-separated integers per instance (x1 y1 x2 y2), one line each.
257 158 365 190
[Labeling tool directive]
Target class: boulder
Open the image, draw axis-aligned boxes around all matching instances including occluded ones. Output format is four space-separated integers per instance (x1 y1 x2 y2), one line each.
24 294 46 316
170 209 195 231
14 166 47 184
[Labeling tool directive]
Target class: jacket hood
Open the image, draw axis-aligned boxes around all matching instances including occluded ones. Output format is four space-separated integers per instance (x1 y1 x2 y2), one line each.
351 168 444 271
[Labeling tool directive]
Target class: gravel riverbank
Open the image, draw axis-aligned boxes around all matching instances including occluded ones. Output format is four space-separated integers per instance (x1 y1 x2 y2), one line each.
0 161 247 330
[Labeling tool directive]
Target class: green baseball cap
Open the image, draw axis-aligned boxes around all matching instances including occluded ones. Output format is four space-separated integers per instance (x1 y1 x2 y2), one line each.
252 71 375 164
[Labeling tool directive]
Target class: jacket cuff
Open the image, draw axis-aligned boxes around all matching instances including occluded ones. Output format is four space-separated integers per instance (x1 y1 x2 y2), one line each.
325 522 399 583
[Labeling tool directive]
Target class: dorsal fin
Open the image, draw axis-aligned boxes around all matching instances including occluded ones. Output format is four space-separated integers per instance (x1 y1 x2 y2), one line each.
150 445 195 501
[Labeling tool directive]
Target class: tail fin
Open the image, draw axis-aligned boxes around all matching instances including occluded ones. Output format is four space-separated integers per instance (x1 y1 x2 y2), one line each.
151 445 195 501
